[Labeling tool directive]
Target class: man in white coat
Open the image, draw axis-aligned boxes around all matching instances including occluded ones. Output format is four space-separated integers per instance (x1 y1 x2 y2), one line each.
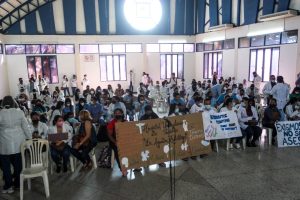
262 75 276 105
271 76 290 121
252 72 262 91
81 74 90 90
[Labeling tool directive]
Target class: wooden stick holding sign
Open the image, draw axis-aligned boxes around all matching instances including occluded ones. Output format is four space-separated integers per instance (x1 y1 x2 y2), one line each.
116 113 212 170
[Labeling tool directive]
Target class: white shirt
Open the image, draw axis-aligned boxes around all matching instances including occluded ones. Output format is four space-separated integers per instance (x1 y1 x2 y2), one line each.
47 123 73 145
0 108 31 154
237 106 258 130
49 109 62 126
271 83 290 109
262 81 274 96
220 107 237 113
190 103 204 113
253 75 262 89
81 78 90 89
141 75 148 85
28 121 49 139
285 104 300 119
62 79 69 88
71 78 77 87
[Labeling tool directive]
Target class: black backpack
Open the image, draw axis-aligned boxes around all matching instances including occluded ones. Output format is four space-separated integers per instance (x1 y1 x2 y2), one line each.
97 145 111 168
97 123 109 142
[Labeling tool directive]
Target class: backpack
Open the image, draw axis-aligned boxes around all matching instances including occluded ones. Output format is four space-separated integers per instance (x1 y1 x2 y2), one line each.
97 145 112 168
97 123 109 142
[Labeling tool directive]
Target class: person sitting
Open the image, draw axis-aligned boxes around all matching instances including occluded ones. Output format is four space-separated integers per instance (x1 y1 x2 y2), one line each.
237 97 262 147
140 105 159 120
115 84 125 98
169 92 186 114
107 108 127 176
246 84 259 99
189 97 204 113
32 99 48 123
28 112 48 139
262 98 280 145
88 97 103 124
70 110 97 169
48 115 73 173
137 82 147 95
123 90 135 121
108 96 126 120
134 94 149 120
75 98 89 118
285 98 300 120
107 85 114 98
49 101 64 126
62 98 74 117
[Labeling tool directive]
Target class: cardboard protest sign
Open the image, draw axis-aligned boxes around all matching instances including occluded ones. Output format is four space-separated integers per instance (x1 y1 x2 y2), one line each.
116 113 211 170
275 121 300 148
202 111 242 140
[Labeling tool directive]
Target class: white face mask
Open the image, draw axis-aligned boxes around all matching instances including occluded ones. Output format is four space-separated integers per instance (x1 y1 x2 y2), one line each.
241 102 246 107
175 108 179 113
80 103 84 106
295 105 300 110
228 93 232 96
204 105 211 110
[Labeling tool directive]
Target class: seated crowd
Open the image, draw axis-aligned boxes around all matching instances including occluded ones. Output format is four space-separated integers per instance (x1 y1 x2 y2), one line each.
0 70 296 193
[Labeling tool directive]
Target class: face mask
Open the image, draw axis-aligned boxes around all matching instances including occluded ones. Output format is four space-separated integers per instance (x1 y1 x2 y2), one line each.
224 87 228 90
115 115 123 120
32 119 39 124
175 108 180 113
241 102 246 107
271 80 275 83
140 100 145 104
295 105 300 110
80 103 84 106
228 93 232 96
204 105 211 110
111 100 116 104
57 121 64 127
66 103 71 107
232 102 236 106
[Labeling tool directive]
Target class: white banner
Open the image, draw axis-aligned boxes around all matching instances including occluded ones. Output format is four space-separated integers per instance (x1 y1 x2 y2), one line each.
275 121 300 148
202 111 242 140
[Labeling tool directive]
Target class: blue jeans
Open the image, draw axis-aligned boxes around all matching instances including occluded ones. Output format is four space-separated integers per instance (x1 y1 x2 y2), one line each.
70 143 94 164
63 87 70 97
50 145 70 168
278 109 286 121
0 153 22 189
71 87 77 96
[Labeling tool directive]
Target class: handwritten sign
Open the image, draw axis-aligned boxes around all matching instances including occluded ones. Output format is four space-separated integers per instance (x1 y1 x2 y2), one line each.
202 111 242 140
116 113 211 170
275 121 300 148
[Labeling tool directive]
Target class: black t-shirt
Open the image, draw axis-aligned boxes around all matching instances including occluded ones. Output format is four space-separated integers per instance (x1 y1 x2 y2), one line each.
140 112 159 120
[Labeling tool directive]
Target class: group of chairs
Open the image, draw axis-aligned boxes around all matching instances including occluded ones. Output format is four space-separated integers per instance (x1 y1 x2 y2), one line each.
19 139 98 200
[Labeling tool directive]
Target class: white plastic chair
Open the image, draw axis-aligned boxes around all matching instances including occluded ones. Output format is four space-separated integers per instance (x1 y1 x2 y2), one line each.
72 147 98 170
20 139 50 200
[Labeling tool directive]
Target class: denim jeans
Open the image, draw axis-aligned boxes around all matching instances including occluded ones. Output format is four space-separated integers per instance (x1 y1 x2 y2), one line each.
71 87 77 96
0 153 22 190
63 87 70 97
50 145 70 168
70 143 93 164
278 109 286 121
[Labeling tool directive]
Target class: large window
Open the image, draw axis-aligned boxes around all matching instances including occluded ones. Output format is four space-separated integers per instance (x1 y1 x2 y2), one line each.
26 56 59 84
203 52 223 79
249 47 280 82
160 54 184 79
99 55 127 81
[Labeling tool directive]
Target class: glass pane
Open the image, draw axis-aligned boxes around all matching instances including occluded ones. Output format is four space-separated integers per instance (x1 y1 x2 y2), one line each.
41 44 55 54
160 55 166 79
126 44 142 52
239 37 250 48
160 44 172 52
166 55 172 79
208 53 212 79
113 44 125 53
217 53 223 78
178 55 184 79
172 44 183 52
224 39 235 49
56 45 74 54
113 56 120 80
249 50 257 81
256 49 264 80
282 30 298 44
0 44 3 54
250 35 265 47
27 57 36 78
265 33 281 46
99 44 112 53
204 53 208 78
80 45 99 53
271 48 280 77
107 56 114 81
146 44 159 52
263 49 271 81
5 45 25 54
214 41 223 50
26 45 40 54
196 43 204 52
172 55 178 77
184 44 194 52
120 55 126 80
213 53 217 73
35 56 43 78
49 57 58 83
204 43 213 51
42 56 51 83
100 56 107 81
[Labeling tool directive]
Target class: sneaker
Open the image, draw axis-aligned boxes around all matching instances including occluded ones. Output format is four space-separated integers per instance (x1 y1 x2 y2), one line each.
229 144 234 150
2 187 14 194
234 143 241 149
158 163 166 167
133 168 142 172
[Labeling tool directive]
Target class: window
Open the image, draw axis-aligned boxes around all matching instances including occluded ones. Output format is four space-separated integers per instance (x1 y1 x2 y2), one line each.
213 41 223 50
99 44 112 53
196 43 204 52
112 44 125 53
250 35 265 47
238 37 250 48
204 43 213 51
160 54 184 79
100 55 127 81
184 44 195 52
160 44 172 52
26 56 59 84
146 44 159 52
126 44 142 52
265 33 281 46
5 45 25 54
41 44 56 54
281 30 298 44
224 39 235 49
172 44 183 53
79 45 99 54
25 45 41 54
249 47 280 82
203 52 223 79
56 45 75 54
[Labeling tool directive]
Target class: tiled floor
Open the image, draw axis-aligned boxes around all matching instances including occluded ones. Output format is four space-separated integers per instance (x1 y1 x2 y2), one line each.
1 134 300 200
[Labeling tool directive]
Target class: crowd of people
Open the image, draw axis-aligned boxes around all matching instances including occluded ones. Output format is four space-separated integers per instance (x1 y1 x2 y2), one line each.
0 70 298 194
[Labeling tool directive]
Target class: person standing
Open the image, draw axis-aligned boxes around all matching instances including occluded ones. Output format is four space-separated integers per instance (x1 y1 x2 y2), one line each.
252 72 262 91
81 74 90 90
262 75 276 105
0 96 31 193
169 72 177 86
38 75 48 93
271 76 290 121
70 75 78 97
62 75 70 97
17 78 26 94
28 74 37 93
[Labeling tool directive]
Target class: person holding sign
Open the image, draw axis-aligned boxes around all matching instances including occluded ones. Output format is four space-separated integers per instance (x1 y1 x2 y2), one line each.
237 97 262 147
220 98 243 149
48 115 73 173
107 108 127 177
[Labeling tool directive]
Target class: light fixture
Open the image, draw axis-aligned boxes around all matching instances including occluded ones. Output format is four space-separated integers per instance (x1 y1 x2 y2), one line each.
123 0 162 31
202 36 225 43
247 27 284 37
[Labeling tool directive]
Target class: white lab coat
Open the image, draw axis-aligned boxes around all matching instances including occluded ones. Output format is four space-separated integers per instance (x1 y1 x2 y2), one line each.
271 83 290 109
253 75 262 89
262 81 273 96
237 106 258 130
62 79 69 88
71 78 77 88
190 104 204 113
0 108 31 155
28 121 49 139
81 78 90 90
